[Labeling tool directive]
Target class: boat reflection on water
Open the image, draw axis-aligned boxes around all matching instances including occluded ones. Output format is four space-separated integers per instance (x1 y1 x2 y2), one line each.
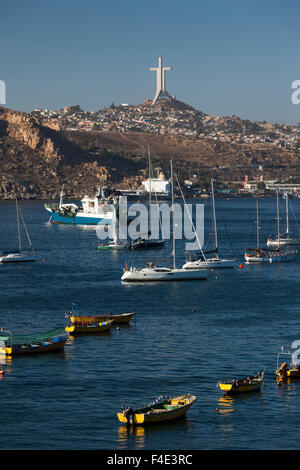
117 417 191 449
217 388 264 416
217 395 235 415
118 425 145 449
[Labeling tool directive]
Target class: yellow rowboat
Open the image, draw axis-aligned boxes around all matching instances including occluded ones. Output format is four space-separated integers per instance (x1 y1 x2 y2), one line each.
276 368 300 381
218 371 264 394
68 312 135 325
117 394 196 425
65 320 113 335
0 328 69 356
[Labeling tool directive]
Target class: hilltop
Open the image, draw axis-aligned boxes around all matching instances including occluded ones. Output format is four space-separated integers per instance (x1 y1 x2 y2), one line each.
0 98 300 199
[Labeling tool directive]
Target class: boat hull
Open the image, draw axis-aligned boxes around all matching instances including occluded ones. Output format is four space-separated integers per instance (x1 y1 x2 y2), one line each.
267 238 300 246
69 313 135 324
130 240 165 250
0 254 35 263
121 267 208 282
218 382 263 394
48 210 112 225
218 372 264 394
182 258 235 269
98 243 130 250
5 338 67 355
276 369 300 381
245 252 297 263
66 320 113 335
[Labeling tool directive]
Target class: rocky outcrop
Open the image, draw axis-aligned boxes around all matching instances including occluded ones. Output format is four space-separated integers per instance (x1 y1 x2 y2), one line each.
0 107 144 199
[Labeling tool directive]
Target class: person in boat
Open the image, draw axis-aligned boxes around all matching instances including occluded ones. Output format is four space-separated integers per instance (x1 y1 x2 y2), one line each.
278 362 288 376
123 407 134 425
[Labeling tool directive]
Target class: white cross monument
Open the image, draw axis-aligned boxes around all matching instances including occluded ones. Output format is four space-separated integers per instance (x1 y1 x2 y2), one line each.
150 56 173 105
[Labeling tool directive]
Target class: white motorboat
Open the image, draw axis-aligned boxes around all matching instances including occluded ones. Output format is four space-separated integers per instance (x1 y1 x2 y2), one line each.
183 179 235 270
0 198 36 263
121 264 208 282
121 161 208 282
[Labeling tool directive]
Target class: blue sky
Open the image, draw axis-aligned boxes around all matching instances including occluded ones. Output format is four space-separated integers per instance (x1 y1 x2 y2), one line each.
1 0 300 124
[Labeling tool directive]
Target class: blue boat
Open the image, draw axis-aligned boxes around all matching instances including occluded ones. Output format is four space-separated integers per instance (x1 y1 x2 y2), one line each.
44 186 113 225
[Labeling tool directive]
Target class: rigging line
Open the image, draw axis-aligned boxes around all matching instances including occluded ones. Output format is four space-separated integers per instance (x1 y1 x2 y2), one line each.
15 197 21 252
149 157 165 240
289 201 300 235
18 207 34 253
217 206 238 258
174 172 206 260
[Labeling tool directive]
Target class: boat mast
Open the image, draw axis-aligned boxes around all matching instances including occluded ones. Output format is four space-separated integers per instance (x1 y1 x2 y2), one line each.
171 159 176 270
111 199 118 244
59 184 65 210
276 189 280 248
16 197 22 253
256 200 260 250
286 192 289 236
148 146 152 240
211 179 218 256
17 202 35 254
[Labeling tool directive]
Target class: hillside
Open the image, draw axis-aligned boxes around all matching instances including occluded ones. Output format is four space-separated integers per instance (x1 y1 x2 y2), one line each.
1 100 300 200
0 106 144 199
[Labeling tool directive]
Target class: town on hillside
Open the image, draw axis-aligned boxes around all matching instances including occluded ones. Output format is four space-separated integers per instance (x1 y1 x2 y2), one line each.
31 100 300 151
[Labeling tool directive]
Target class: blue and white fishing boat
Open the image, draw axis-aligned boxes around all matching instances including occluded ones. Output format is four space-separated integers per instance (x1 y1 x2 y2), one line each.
44 185 114 225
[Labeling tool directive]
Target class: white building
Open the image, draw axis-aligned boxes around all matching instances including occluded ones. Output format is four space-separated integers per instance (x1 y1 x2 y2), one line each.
142 173 171 195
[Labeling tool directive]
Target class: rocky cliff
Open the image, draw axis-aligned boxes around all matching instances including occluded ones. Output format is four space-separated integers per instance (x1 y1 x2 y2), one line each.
0 107 144 199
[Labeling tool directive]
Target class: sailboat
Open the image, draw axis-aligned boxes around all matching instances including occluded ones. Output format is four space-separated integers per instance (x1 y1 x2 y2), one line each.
267 192 300 246
182 179 236 269
0 197 35 263
244 200 269 263
121 161 209 282
245 195 297 263
98 197 130 250
130 149 165 250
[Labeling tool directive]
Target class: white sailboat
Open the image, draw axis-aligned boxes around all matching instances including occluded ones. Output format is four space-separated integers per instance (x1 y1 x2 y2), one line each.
98 197 130 250
267 192 300 246
0 198 35 263
130 149 165 250
121 161 208 282
245 195 297 264
182 179 236 270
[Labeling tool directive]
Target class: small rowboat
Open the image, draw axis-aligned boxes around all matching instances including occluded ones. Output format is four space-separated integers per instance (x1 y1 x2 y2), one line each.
117 394 196 425
66 304 136 325
0 328 69 356
68 312 135 325
218 371 264 394
65 320 113 335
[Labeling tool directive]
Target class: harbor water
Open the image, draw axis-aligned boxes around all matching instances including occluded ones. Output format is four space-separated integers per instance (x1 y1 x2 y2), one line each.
0 197 300 450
